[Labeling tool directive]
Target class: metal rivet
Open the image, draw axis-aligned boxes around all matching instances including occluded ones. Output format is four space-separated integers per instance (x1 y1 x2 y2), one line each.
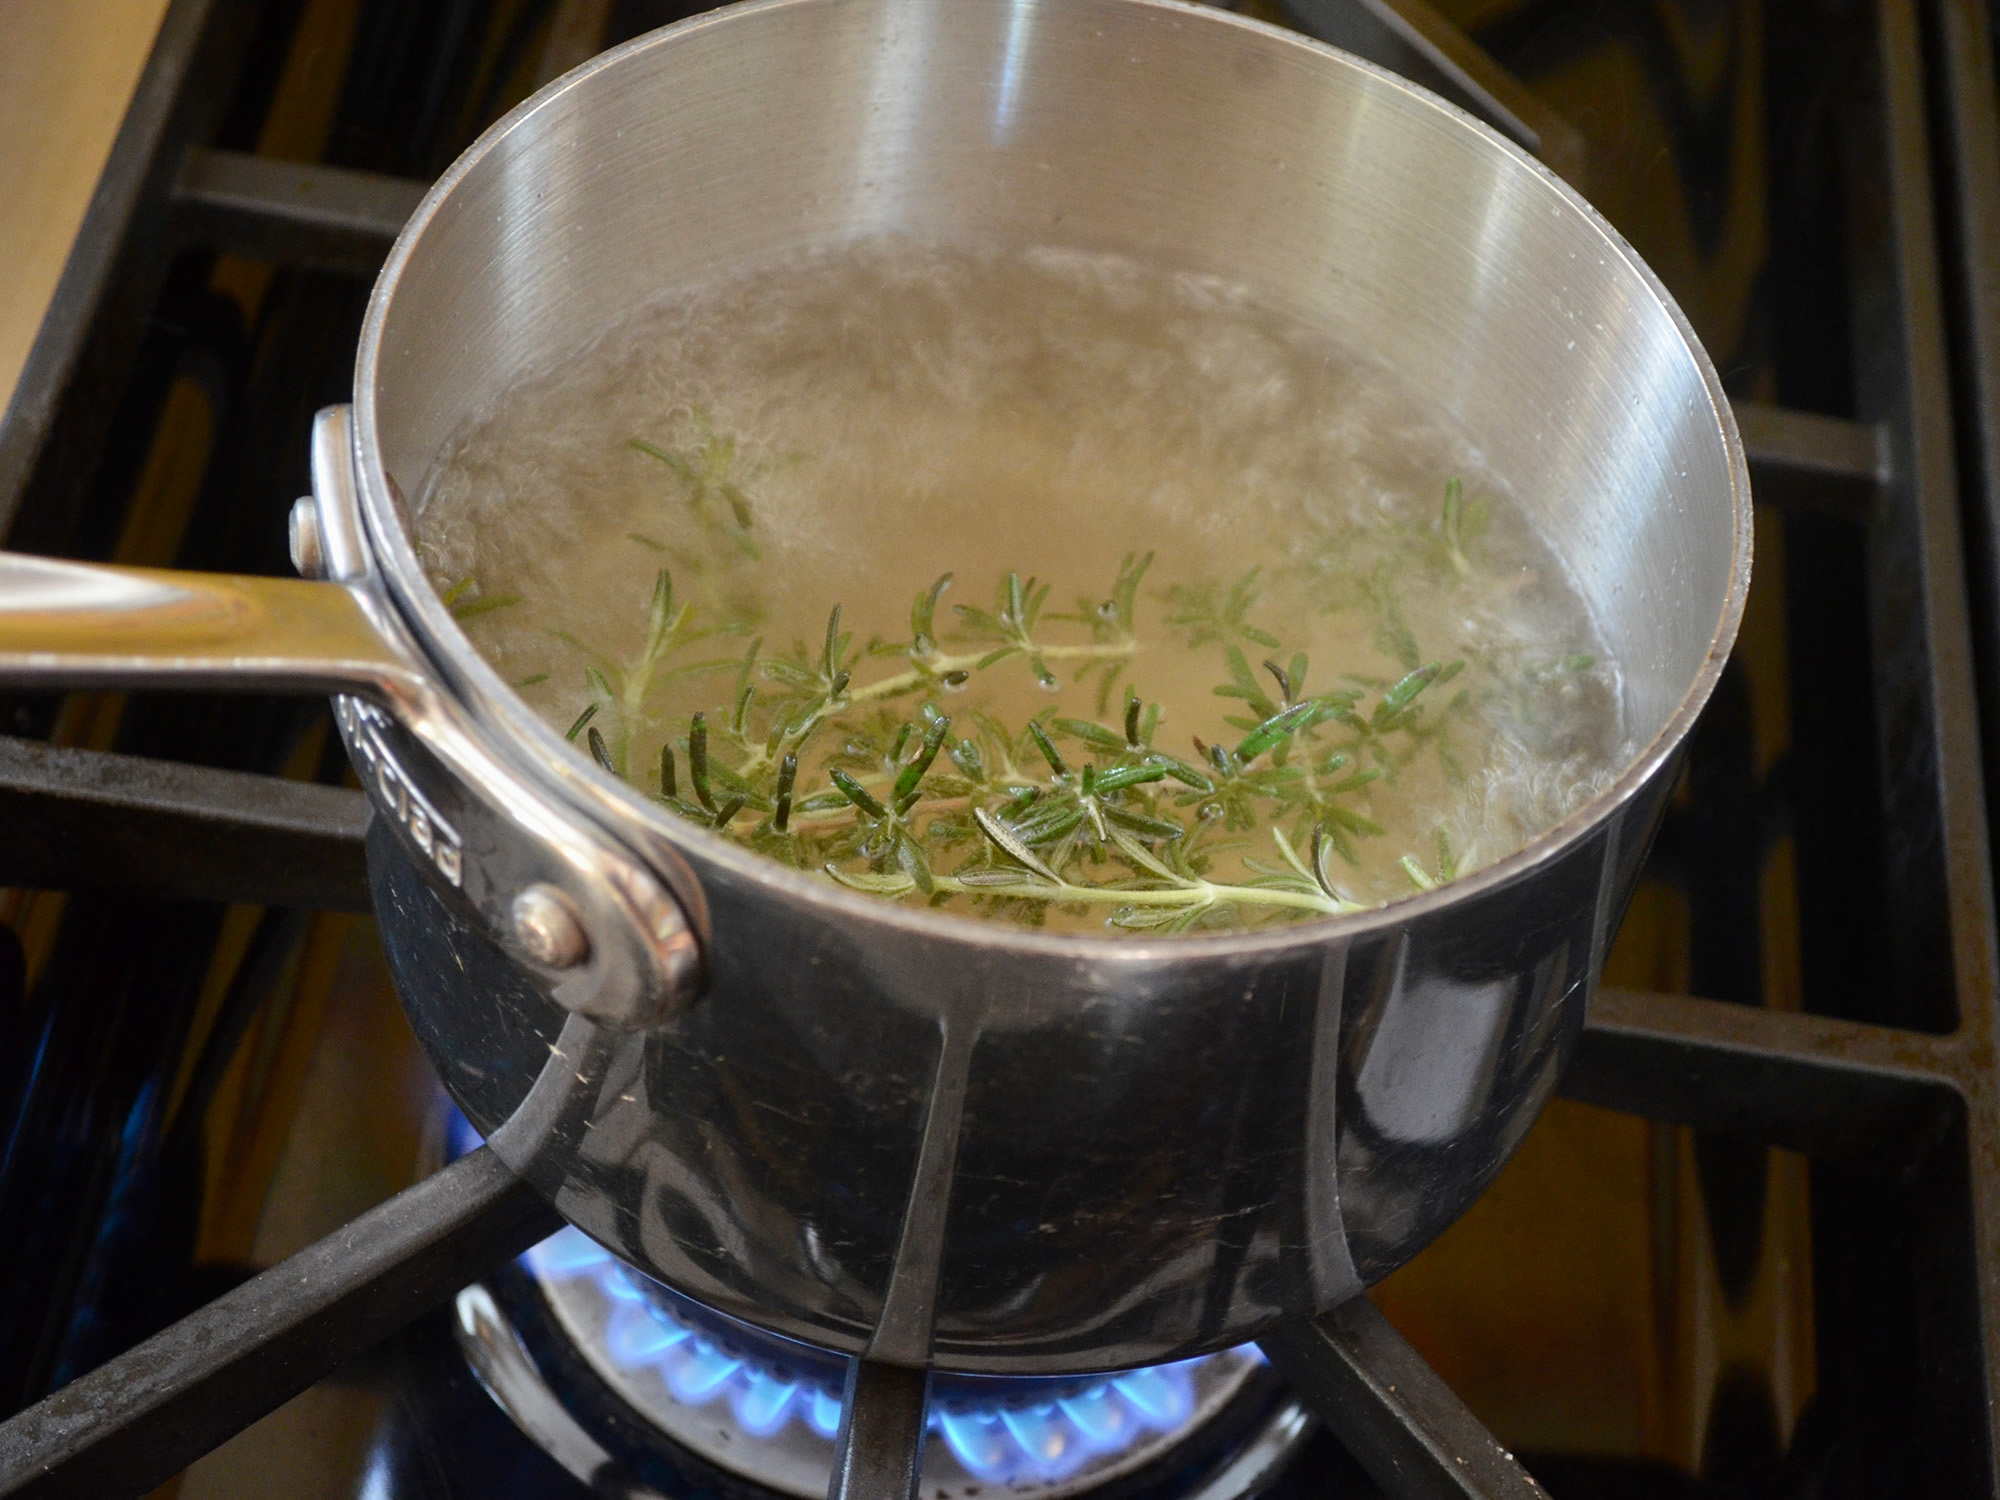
289 496 325 580
512 885 590 970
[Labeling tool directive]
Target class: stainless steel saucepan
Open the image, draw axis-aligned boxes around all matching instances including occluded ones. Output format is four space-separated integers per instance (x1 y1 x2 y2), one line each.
0 0 1750 1374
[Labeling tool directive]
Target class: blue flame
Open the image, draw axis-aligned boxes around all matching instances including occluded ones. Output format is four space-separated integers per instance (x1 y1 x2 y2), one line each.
447 1109 1257 1487
524 1226 1257 1484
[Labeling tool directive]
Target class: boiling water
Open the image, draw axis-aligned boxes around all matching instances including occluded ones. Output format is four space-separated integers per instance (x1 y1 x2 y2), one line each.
416 243 1628 933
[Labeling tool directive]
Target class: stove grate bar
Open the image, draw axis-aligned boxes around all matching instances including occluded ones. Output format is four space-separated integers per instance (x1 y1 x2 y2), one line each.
1272 0 1586 188
1734 402 1888 484
0 1145 559 1500
828 1359 930 1500
1564 986 1963 1176
1260 1297 1549 1500
0 735 370 910
169 147 426 276
2 724 1972 1181
0 0 260 549
1736 401 1888 521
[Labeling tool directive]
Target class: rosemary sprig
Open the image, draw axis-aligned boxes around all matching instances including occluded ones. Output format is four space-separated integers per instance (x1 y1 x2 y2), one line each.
1165 567 1281 651
831 823 1362 927
1401 828 1460 892
629 406 773 558
468 452 1579 931
1439 478 1490 578
757 567 1142 721
441 576 522 621
537 553 1492 930
546 569 743 774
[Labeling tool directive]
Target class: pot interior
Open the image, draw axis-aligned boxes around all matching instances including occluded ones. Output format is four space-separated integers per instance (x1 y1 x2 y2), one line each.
364 0 1745 766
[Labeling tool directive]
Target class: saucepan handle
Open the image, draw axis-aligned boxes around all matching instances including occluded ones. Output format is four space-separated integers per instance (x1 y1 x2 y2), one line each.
0 557 414 695
0 407 703 1029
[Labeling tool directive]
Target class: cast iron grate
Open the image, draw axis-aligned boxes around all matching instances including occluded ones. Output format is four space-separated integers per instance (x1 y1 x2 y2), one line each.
0 0 1997 1495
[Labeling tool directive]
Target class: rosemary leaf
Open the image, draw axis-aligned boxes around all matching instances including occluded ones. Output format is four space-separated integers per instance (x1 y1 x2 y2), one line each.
453 592 521 621
689 712 714 811
973 807 1062 883
587 725 616 773
830 768 887 820
1026 721 1069 777
826 866 916 895
1094 763 1168 792
774 753 798 832
1052 716 1125 751
1102 805 1184 840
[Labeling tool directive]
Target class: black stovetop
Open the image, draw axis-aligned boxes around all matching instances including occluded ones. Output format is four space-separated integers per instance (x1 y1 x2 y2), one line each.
3 1 1999 1497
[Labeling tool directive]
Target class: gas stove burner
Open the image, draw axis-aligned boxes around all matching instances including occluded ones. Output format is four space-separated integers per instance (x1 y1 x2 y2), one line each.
528 1226 1280 1498
438 1108 1311 1499
452 1221 1312 1500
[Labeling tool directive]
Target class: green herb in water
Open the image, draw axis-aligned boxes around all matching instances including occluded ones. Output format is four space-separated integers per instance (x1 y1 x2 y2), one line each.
420 242 1626 932
457 480 1543 933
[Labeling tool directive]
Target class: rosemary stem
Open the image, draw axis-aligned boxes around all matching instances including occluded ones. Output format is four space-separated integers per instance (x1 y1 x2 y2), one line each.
860 870 1355 915
787 793 974 828
846 641 1137 706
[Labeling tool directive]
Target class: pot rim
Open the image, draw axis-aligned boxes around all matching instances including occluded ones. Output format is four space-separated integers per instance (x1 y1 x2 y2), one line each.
351 0 1754 967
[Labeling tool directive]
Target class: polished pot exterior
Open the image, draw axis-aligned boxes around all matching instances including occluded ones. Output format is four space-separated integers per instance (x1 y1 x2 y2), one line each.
342 0 1748 1371
375 777 1660 1373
